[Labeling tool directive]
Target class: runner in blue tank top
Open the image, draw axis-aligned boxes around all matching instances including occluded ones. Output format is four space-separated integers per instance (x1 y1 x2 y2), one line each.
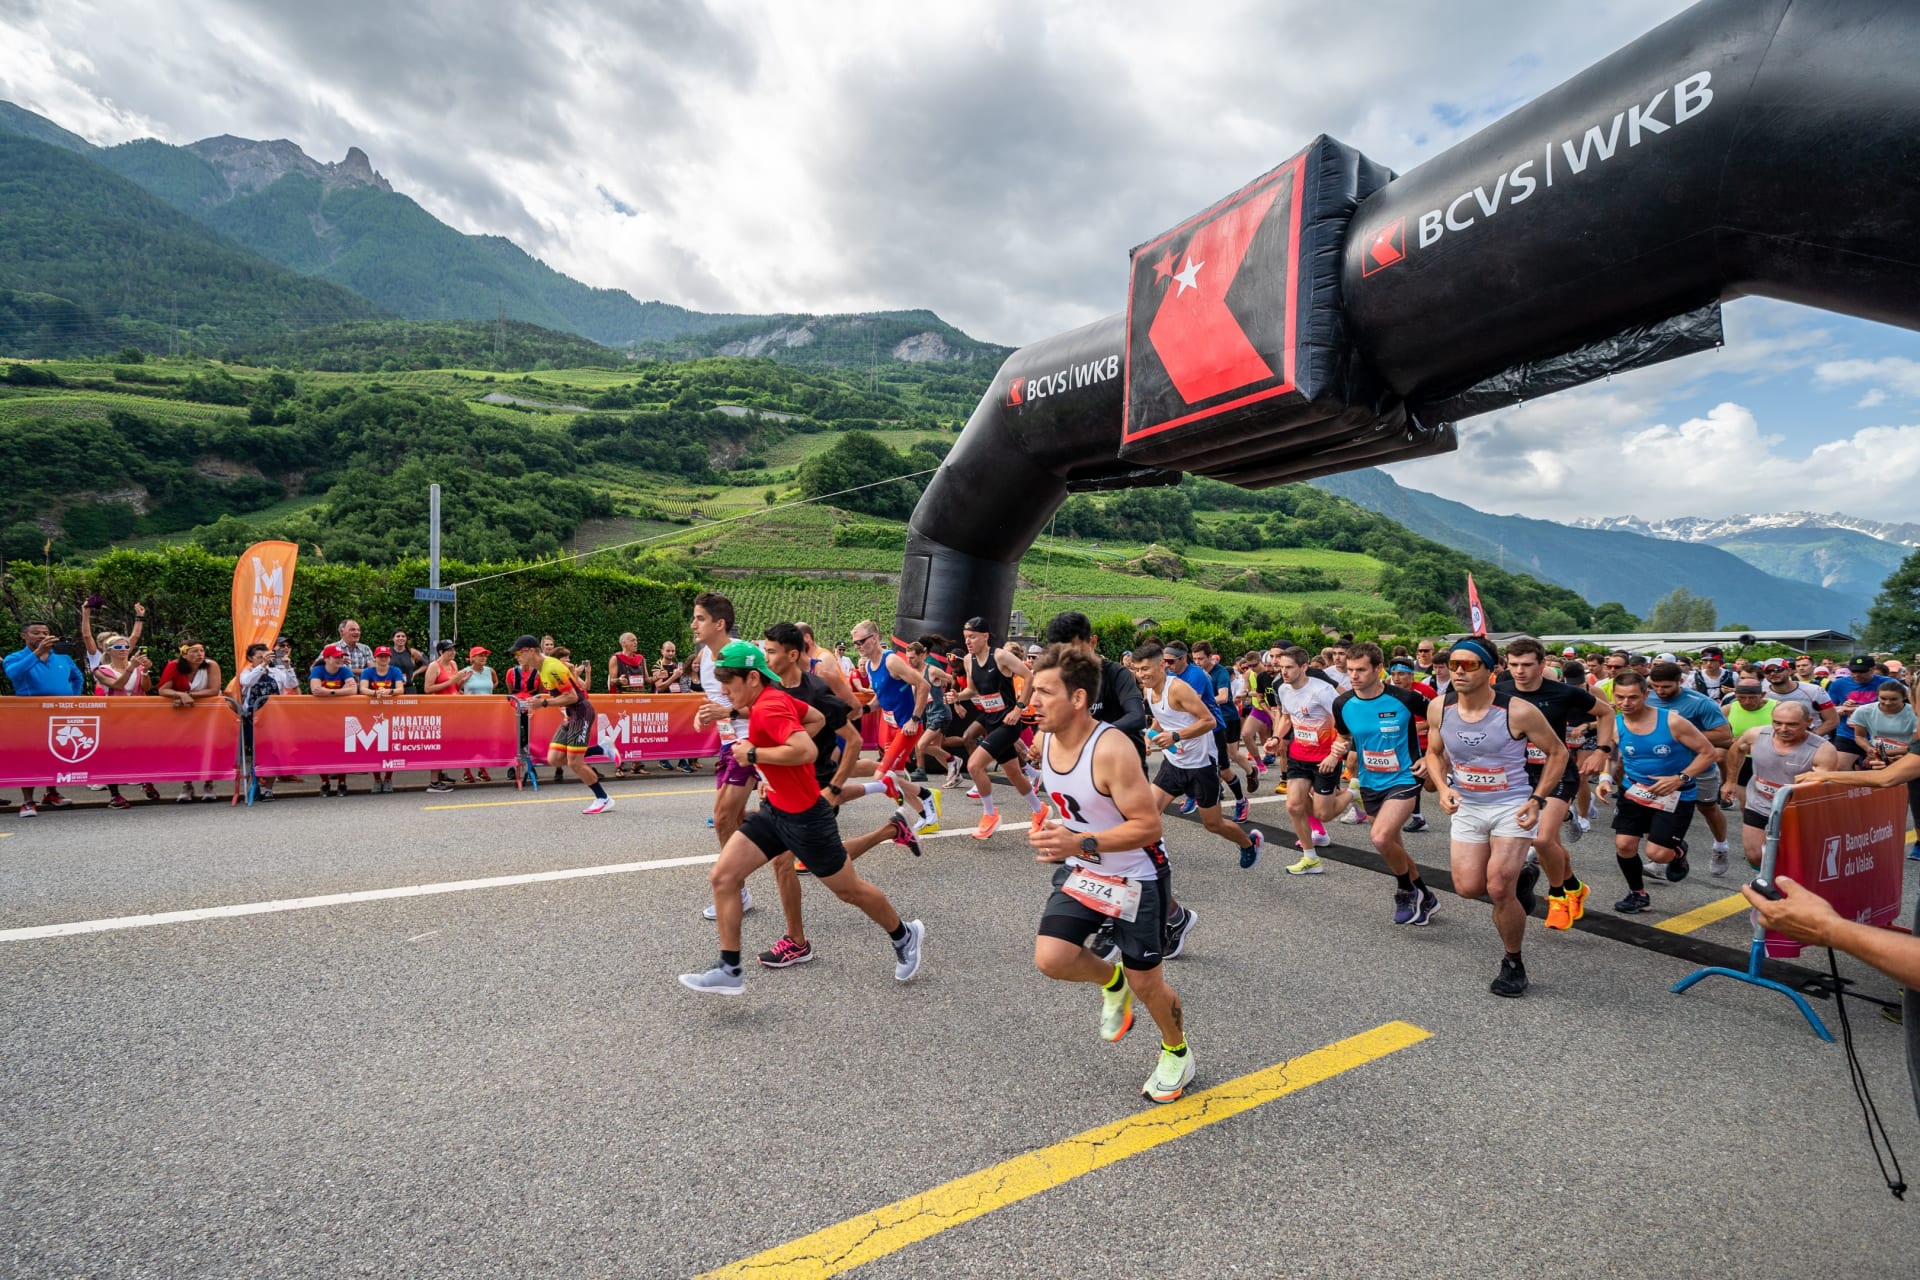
1597 671 1716 915
1328 644 1433 923
1426 637 1566 999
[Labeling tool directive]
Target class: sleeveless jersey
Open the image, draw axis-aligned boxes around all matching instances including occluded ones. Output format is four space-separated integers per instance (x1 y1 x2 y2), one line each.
1745 727 1821 817
698 645 748 739
1439 691 1535 807
1333 685 1427 789
866 652 916 728
1618 708 1697 799
967 651 1012 716
1149 677 1216 769
1043 722 1157 881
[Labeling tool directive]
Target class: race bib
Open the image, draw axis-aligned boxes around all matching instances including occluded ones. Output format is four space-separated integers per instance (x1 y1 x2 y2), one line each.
1526 743 1548 764
1564 729 1591 751
1294 720 1327 747
882 709 899 729
1753 776 1780 802
1626 781 1680 812
1455 766 1509 793
1361 748 1399 774
717 717 739 744
1061 867 1142 922
976 692 1006 713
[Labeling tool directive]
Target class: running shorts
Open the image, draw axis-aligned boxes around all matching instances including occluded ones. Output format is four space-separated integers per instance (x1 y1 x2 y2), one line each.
716 750 757 789
1212 723 1239 765
878 722 923 774
1611 795 1696 849
1153 759 1222 809
1284 756 1339 796
1743 807 1770 830
1359 782 1423 815
737 798 849 879
1248 706 1273 730
1450 798 1535 843
1526 764 1580 804
550 714 593 755
1834 736 1867 759
1036 854 1170 971
979 718 1025 765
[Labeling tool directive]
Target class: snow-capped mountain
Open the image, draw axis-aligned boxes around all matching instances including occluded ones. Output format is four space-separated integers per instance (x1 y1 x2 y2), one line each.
1570 512 1920 547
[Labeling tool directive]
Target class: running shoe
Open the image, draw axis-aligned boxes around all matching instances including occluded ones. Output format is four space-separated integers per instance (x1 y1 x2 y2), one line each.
1515 862 1540 916
678 965 745 996
425 780 454 794
42 790 72 808
889 815 923 857
1239 829 1264 870
758 936 814 968
583 795 615 815
16 802 35 817
678 761 698 775
1232 796 1250 823
1164 907 1198 959
1338 801 1366 825
1263 753 1278 767
944 759 965 789
1143 1046 1195 1104
702 888 755 921
1311 828 1331 848
705 816 714 827
1411 884 1440 926
1640 859 1668 882
1179 796 1197 816
317 784 332 799
1613 889 1652 914
108 795 131 810
1245 775 1260 797
463 769 477 785
972 811 1001 840
1286 852 1324 875
1665 852 1692 884
893 919 926 982
142 784 161 801
908 769 928 783
86 783 106 792
1100 979 1135 1043
1543 893 1572 931
1573 814 1593 836
477 768 493 783
966 786 981 799
1489 956 1528 998
918 787 942 832
1403 814 1428 834
1392 887 1418 925
1566 881 1590 922
1709 847 1730 877
1089 923 1121 965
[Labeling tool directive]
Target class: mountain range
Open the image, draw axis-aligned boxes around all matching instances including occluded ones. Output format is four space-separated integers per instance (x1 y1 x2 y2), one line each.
1311 469 1880 630
0 99 1005 365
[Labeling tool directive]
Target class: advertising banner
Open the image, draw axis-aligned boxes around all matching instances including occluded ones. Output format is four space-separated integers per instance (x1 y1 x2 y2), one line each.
252 696 519 776
523 694 718 762
1766 779 1909 958
0 699 240 787
230 541 299 673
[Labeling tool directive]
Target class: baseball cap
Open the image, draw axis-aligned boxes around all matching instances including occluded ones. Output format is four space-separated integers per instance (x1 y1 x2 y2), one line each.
1700 646 1724 659
321 643 346 659
1655 652 1677 663
373 645 392 657
273 635 291 647
962 616 989 633
1815 665 1832 676
469 645 491 657
435 638 456 653
1887 659 1905 674
1849 654 1874 672
1562 646 1577 657
1762 657 1788 670
715 638 775 680
511 634 541 653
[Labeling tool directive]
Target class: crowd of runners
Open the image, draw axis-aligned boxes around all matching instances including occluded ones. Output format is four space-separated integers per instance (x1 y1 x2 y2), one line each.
654 591 1920 1105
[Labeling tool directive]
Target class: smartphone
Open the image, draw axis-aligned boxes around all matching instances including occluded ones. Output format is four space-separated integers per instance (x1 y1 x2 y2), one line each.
136 646 149 658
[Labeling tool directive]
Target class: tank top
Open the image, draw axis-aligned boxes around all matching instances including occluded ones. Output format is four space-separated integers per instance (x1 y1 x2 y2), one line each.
390 650 418 683
428 658 461 694
462 666 496 696
1149 677 1215 769
1618 707 1697 799
698 645 749 739
611 651 648 691
866 652 916 728
1042 722 1157 882
968 651 1011 715
1745 728 1821 816
1440 691 1535 807
94 663 143 697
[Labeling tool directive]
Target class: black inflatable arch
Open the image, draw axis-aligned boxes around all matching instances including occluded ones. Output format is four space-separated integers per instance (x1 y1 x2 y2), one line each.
896 0 1920 646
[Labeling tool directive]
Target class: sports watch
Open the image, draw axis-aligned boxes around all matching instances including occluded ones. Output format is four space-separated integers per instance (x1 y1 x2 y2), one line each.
1079 836 1099 855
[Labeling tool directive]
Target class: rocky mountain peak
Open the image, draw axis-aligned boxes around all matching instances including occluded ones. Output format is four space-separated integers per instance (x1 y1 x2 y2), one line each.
185 134 393 201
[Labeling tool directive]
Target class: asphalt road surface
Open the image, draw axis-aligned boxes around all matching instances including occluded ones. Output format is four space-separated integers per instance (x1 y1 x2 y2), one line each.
4 771 1918 1278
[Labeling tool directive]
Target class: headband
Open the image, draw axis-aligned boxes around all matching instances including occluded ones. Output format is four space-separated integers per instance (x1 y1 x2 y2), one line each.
1449 637 1498 668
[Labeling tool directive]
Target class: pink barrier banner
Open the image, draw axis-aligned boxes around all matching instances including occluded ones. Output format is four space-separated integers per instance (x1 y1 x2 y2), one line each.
253 695 519 775
0 698 240 787
525 693 718 761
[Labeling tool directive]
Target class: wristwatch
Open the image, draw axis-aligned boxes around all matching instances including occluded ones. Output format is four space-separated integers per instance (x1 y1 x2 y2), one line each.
746 745 759 765
1079 835 1099 855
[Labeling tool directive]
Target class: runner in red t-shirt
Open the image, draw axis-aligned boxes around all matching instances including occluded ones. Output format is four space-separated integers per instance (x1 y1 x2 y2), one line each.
679 640 926 996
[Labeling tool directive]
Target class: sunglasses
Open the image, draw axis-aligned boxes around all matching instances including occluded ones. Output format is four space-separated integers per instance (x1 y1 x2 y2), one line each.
108 644 130 651
1446 659 1484 672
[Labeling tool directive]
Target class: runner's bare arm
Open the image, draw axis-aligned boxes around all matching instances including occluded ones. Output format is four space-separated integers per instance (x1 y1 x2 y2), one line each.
1033 728 1164 863
1722 727 1760 801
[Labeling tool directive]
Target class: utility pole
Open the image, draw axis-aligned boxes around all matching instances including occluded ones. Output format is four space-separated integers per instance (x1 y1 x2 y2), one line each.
428 483 442 650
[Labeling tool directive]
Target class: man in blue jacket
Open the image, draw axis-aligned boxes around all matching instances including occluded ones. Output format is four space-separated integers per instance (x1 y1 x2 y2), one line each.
6 621 86 815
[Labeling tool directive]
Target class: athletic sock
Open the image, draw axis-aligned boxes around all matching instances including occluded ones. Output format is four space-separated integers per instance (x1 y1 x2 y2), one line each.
1395 872 1414 892
1617 854 1646 892
1309 817 1325 838
862 780 890 798
1226 774 1244 801
1712 841 1729 854
1563 873 1582 893
589 781 608 800
887 920 909 945
720 949 742 971
1025 789 1045 815
981 792 997 817
1163 1040 1189 1057
1505 950 1522 964
1103 964 1125 992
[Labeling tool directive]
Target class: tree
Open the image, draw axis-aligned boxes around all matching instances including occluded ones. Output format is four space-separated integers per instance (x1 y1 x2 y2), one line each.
1589 601 1640 632
1865 546 1920 652
795 431 922 520
1647 587 1716 632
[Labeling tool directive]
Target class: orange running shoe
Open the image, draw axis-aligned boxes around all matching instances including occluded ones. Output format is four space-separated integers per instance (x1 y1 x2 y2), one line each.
1544 893 1572 931
1566 881 1591 922
973 811 1002 840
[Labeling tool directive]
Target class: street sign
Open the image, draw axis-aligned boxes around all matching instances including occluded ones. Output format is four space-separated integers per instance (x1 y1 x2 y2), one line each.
413 587 457 604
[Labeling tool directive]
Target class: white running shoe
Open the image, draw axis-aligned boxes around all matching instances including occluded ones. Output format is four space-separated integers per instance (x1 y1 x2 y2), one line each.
893 919 926 982
583 795 615 815
966 786 981 799
702 887 755 920
1337 801 1367 825
678 965 745 996
1312 829 1331 847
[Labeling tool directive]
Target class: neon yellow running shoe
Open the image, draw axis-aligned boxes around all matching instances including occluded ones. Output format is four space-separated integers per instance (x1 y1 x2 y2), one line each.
1285 852 1325 876
1143 1045 1195 1104
1101 979 1134 1042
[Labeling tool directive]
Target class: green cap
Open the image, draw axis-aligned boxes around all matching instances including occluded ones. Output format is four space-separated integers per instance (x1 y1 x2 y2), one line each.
715 639 775 681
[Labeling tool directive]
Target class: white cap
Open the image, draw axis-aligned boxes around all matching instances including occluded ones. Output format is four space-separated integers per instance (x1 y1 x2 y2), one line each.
1655 652 1677 663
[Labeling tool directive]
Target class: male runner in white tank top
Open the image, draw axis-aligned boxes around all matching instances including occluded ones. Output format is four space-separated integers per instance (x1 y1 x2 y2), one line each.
1027 644 1195 1104
692 591 756 921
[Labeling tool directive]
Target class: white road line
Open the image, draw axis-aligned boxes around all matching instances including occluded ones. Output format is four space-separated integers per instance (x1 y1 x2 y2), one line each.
0 853 720 943
919 793 1285 840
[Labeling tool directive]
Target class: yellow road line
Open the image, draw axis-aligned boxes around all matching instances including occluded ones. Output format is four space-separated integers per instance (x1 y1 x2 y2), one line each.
696 1020 1431 1279
423 786 711 811
1655 893 1753 935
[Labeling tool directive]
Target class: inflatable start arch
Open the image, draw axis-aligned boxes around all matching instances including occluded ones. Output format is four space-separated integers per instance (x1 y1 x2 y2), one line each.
895 0 1920 645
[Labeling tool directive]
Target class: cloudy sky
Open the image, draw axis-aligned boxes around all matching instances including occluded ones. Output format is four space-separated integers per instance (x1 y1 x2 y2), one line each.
5 0 1918 523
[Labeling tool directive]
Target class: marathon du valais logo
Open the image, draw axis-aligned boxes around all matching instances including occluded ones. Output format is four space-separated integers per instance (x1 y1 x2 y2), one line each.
48 715 101 765
249 554 286 621
597 708 672 751
344 713 443 754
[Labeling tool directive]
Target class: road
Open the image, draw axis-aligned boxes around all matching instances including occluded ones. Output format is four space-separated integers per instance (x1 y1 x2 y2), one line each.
4 772 1916 1278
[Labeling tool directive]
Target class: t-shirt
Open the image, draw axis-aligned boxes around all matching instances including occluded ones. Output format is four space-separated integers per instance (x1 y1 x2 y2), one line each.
1849 703 1918 749
786 671 851 784
1649 687 1729 737
1826 674 1891 741
1275 678 1341 763
1333 685 1428 789
1177 663 1227 727
1766 679 1833 724
1206 663 1237 722
748 686 821 813
360 665 406 692
1725 698 1776 740
309 661 354 691
1494 675 1599 767
532 655 592 724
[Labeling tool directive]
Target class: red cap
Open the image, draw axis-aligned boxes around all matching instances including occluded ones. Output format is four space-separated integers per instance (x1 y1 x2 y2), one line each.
469 645 491 657
322 644 346 659
373 646 393 657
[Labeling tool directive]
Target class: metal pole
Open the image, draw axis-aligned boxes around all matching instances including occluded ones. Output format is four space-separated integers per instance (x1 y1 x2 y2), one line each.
429 483 442 649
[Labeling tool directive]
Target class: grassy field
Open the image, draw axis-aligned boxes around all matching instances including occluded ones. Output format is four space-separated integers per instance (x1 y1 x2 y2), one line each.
0 385 244 429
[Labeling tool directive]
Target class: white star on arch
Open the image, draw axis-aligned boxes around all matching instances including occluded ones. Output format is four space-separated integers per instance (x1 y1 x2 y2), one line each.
1172 255 1204 295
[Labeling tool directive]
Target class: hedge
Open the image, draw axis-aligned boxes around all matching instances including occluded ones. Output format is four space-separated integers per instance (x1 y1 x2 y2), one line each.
0 547 697 694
